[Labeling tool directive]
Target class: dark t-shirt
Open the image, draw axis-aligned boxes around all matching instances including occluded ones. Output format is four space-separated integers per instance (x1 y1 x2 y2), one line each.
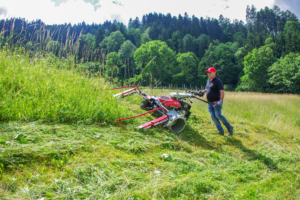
206 76 224 102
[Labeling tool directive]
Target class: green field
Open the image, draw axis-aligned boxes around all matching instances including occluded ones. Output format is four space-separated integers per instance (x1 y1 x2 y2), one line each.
1 50 300 199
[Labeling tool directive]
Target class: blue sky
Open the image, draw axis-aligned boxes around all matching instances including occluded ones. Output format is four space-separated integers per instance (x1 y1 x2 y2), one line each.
0 0 298 25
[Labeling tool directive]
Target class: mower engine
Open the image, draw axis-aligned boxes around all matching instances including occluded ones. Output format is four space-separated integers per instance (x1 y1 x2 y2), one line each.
139 92 194 133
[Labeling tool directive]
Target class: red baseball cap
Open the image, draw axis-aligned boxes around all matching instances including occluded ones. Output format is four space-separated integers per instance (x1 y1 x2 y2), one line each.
205 67 216 73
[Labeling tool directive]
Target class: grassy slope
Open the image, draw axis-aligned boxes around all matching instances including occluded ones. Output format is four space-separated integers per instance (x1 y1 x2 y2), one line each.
0 51 300 199
0 50 131 124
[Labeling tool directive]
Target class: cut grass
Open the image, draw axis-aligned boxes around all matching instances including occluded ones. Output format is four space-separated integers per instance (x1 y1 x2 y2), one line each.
1 111 299 199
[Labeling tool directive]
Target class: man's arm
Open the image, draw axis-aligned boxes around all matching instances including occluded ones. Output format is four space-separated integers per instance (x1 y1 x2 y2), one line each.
220 90 224 101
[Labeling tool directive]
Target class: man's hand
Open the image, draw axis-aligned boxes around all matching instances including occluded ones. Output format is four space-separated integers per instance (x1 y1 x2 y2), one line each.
216 100 223 107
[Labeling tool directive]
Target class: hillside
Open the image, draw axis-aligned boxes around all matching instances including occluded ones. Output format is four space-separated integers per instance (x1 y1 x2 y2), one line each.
0 50 300 199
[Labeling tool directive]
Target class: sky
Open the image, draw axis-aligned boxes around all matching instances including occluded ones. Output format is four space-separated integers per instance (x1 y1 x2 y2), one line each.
0 0 299 26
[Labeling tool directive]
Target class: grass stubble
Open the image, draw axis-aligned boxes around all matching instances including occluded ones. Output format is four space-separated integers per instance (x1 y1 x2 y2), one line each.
0 50 300 199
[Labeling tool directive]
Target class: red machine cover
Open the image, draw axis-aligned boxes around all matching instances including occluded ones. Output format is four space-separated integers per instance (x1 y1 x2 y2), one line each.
158 96 180 108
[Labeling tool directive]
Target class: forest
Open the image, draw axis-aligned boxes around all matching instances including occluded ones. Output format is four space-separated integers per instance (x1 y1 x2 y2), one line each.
0 5 300 93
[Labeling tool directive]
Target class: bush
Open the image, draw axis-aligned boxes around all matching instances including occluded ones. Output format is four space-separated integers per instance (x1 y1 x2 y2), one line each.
224 84 234 91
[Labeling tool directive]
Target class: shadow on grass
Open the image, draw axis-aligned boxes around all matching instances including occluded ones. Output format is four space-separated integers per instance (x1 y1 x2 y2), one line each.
174 125 217 150
225 137 279 171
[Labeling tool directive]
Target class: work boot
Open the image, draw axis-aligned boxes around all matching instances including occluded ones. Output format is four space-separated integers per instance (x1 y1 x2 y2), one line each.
227 126 234 136
216 131 224 136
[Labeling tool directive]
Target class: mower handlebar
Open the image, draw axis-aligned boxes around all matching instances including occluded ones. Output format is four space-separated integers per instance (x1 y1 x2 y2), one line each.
140 92 149 97
189 91 205 97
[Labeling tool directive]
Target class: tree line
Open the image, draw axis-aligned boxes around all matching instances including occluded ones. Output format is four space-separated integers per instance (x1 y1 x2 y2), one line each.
0 5 299 93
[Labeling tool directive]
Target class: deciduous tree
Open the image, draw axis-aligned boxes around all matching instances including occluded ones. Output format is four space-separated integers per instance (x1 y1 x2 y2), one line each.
99 31 125 53
237 45 276 92
268 52 300 93
134 40 175 85
173 52 199 85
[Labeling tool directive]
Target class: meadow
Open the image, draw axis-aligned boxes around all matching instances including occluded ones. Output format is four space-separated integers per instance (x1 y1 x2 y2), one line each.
0 50 300 199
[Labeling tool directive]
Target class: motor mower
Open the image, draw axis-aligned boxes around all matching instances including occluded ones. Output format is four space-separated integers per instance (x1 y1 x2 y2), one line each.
104 85 216 133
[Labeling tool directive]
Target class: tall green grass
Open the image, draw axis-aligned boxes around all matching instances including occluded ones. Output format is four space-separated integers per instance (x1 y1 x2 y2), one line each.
0 49 131 124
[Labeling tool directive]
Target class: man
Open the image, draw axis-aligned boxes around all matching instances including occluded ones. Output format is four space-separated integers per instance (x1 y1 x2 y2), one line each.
204 67 233 136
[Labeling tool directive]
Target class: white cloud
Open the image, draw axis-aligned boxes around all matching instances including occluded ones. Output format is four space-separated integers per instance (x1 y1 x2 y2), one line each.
0 0 276 25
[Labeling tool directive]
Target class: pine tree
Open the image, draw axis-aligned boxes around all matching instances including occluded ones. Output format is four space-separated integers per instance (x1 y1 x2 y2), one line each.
110 22 117 33
95 26 105 48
